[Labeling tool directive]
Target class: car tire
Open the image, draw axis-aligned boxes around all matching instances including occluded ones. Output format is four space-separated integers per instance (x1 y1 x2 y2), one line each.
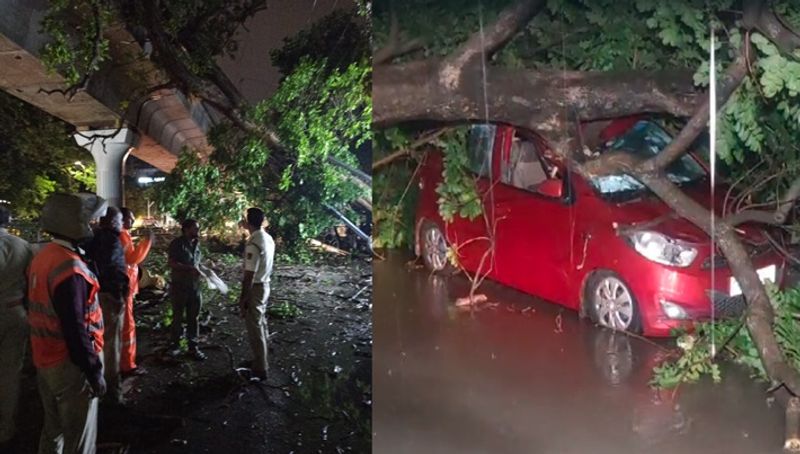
419 220 455 274
585 270 642 334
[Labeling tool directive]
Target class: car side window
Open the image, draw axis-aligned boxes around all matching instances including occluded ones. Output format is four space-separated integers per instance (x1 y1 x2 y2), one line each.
467 124 495 177
502 137 550 192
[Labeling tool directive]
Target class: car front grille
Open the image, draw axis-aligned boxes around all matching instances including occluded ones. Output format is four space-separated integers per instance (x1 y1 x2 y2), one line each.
701 242 772 269
705 290 747 319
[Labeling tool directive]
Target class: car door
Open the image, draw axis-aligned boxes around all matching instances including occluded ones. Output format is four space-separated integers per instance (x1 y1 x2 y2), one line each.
445 124 510 276
492 130 575 304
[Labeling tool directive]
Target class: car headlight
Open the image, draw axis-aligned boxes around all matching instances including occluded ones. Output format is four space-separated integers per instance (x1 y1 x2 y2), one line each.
625 230 697 268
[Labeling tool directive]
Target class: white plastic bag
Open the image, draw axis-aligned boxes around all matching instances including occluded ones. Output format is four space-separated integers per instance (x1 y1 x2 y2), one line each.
198 266 229 295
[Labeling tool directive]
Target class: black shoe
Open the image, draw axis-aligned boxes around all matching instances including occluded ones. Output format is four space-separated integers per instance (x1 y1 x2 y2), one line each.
251 369 267 382
122 367 148 378
190 348 207 361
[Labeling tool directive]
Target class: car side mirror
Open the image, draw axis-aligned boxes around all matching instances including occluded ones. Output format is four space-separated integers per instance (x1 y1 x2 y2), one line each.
536 179 563 198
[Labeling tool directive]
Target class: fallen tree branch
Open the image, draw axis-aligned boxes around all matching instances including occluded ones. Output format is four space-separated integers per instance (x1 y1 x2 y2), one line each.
442 0 546 75
373 11 424 65
308 239 349 256
372 127 451 171
635 173 800 395
579 47 748 177
724 175 800 226
745 0 800 55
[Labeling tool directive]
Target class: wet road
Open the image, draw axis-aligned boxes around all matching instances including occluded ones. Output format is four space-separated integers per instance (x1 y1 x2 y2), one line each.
373 252 785 454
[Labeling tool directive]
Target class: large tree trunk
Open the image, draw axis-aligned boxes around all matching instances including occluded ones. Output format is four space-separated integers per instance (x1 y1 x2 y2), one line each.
373 61 699 132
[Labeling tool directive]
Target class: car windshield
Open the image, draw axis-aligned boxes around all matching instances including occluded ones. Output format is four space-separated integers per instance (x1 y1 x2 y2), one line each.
589 120 707 195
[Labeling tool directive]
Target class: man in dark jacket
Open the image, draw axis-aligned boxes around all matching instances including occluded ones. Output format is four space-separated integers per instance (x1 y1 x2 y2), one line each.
167 219 206 361
84 206 129 406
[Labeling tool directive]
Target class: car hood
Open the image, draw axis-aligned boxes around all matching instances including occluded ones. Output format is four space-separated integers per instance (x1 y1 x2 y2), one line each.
607 183 767 245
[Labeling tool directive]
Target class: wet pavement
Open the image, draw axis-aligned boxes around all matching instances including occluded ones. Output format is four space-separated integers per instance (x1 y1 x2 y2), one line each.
373 252 786 454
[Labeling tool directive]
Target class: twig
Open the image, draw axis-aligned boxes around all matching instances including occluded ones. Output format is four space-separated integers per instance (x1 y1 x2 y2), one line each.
373 11 424 65
373 128 451 171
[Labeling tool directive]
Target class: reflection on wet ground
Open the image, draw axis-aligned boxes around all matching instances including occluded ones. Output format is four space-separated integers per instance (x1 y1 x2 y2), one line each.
373 252 785 454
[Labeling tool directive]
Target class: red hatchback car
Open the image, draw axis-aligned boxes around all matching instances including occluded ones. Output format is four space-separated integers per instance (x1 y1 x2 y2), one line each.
414 118 784 336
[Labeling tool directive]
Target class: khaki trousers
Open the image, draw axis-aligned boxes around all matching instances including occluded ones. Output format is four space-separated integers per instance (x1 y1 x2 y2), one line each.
244 284 270 373
0 304 27 443
99 293 125 403
36 359 99 454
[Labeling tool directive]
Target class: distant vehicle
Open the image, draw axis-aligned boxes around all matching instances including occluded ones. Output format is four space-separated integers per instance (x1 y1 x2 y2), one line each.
414 117 785 336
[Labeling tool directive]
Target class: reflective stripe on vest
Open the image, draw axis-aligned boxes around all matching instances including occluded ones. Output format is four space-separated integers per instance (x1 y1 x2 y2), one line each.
27 242 104 369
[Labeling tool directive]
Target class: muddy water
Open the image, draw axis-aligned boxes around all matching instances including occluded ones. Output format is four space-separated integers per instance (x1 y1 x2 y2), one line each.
373 252 785 454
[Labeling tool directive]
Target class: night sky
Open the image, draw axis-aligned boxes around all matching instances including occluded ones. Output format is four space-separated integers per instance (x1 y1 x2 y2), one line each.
218 0 347 103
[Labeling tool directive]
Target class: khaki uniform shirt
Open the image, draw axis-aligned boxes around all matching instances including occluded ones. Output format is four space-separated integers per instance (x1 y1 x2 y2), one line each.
0 228 33 304
244 230 274 285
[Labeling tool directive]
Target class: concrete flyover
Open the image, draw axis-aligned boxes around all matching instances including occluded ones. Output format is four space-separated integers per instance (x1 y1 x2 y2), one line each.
0 0 216 207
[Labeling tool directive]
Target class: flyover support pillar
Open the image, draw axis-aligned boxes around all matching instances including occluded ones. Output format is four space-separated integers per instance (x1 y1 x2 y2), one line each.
74 129 137 208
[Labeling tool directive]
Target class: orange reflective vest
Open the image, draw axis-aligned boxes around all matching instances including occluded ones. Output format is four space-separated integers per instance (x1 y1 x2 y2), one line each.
27 242 104 369
119 229 152 297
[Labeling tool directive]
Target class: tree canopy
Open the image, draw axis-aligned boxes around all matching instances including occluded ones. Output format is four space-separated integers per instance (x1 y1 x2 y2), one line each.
0 91 95 219
33 1 371 254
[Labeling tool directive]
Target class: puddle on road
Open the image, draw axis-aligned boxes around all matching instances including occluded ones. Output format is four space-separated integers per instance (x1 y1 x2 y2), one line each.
373 252 785 454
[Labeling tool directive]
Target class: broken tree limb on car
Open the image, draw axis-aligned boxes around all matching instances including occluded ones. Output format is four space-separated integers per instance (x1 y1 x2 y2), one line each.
373 0 800 447
372 127 452 171
723 176 800 227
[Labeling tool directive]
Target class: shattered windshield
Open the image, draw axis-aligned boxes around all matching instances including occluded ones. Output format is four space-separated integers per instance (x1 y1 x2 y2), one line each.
589 121 707 195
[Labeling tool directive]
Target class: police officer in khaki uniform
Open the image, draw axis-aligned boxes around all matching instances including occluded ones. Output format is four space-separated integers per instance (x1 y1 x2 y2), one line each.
0 206 33 452
238 208 274 381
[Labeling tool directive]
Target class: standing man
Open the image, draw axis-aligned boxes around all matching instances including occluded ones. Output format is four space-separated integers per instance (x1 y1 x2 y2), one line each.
118 208 153 376
238 208 275 381
84 207 129 406
0 206 32 452
167 219 206 361
28 193 107 454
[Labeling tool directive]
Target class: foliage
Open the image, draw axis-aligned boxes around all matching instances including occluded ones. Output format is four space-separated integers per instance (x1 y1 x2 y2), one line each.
270 9 370 78
435 128 482 223
371 126 417 249
372 126 483 248
373 161 416 249
157 151 247 229
40 0 113 85
0 91 95 219
160 55 371 256
42 0 266 82
373 0 800 248
156 0 267 76
651 284 800 388
267 301 303 319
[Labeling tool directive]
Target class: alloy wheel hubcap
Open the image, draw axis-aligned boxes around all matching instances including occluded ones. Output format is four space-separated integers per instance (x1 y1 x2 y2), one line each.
424 227 448 271
594 276 633 331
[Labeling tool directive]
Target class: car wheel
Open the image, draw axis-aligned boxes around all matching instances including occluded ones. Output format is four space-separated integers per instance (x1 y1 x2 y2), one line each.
585 271 642 333
420 220 453 273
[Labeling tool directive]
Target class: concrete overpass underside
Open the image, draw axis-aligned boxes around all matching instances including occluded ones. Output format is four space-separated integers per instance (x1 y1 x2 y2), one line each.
0 0 216 207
